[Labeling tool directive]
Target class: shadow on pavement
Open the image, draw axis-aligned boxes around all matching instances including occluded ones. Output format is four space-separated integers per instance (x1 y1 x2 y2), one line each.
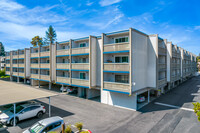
7 100 74 130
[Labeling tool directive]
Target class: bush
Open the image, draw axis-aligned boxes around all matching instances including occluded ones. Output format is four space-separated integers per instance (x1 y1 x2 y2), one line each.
193 102 200 121
80 131 89 133
0 69 5 77
65 125 72 133
75 122 83 132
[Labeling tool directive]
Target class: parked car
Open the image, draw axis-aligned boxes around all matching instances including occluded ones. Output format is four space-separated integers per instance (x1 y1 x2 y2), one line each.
137 95 145 103
23 116 64 133
67 88 78 94
0 101 36 114
0 103 45 125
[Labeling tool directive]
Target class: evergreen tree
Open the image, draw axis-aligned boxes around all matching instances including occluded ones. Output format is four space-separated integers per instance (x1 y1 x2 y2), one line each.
0 42 5 56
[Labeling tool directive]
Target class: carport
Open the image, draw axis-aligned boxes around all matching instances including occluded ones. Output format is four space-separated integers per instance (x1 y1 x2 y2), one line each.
0 80 57 126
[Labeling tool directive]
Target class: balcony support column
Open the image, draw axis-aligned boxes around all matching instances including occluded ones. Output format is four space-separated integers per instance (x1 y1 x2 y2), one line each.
39 81 40 88
17 77 19 83
24 78 26 84
49 82 51 90
148 89 150 103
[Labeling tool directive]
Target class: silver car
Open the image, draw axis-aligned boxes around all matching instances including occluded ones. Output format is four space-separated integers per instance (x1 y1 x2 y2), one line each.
0 103 45 125
23 116 64 133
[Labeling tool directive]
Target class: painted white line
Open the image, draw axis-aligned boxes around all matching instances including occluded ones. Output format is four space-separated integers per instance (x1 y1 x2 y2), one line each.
154 102 194 112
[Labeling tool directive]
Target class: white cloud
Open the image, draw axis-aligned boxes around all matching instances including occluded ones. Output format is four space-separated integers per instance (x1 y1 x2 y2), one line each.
0 0 24 11
99 0 122 6
86 1 94 6
102 13 124 29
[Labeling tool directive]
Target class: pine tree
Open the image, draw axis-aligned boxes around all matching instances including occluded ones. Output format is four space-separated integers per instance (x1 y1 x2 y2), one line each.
0 42 5 56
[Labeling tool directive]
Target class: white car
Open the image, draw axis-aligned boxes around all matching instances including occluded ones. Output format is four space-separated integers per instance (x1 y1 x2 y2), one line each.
0 103 45 125
23 116 64 133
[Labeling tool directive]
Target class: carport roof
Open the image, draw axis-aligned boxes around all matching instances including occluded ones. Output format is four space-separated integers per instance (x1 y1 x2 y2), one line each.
0 80 57 106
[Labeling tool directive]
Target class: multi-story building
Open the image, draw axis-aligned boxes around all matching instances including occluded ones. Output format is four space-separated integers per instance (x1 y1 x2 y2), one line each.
5 49 30 82
167 43 182 89
0 56 5 70
4 28 197 111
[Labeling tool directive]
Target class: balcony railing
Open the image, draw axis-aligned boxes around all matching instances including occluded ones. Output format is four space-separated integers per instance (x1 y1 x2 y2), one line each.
104 81 130 93
13 64 18 67
18 64 24 67
56 76 70 84
71 78 89 87
57 63 70 70
40 63 50 69
104 63 129 71
158 63 166 70
57 49 69 56
6 71 10 75
12 55 18 59
71 63 89 70
6 64 10 67
158 78 167 87
40 51 50 57
19 72 25 77
31 74 39 79
71 47 89 55
104 42 129 52
31 53 39 58
5 56 10 59
158 47 166 55
31 63 39 68
12 72 18 76
18 54 24 58
40 75 50 81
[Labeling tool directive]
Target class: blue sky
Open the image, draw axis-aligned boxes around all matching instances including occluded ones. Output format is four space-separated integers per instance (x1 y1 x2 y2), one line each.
0 0 199 55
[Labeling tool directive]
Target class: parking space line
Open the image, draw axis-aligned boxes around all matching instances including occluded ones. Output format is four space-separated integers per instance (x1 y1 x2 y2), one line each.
154 102 194 112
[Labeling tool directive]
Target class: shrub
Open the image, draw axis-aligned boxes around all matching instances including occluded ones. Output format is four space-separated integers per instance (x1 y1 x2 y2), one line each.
193 102 200 121
80 131 89 133
65 125 72 133
75 122 83 132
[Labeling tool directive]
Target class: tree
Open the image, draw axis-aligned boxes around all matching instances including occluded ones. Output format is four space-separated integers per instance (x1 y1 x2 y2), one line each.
45 25 57 45
30 36 43 47
0 42 5 56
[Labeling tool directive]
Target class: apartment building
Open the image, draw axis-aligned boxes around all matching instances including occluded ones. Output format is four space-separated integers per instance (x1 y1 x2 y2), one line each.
4 28 197 111
5 49 30 82
0 56 5 70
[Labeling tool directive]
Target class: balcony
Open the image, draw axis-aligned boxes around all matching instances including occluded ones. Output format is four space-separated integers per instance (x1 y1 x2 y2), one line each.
71 63 89 70
6 64 10 67
31 63 39 68
158 47 166 55
104 42 129 52
104 63 129 72
5 56 10 59
57 49 69 56
12 72 18 76
103 81 130 93
13 64 18 67
6 71 10 75
31 53 39 58
158 63 166 70
18 54 24 58
71 78 89 87
158 78 167 87
71 47 89 55
18 64 24 67
56 76 70 84
40 51 50 57
31 74 39 79
40 63 50 69
19 72 25 77
12 55 18 59
171 75 181 81
40 75 50 81
56 63 70 70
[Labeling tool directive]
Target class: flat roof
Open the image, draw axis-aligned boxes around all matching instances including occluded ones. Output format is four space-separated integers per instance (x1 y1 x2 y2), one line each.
0 80 57 106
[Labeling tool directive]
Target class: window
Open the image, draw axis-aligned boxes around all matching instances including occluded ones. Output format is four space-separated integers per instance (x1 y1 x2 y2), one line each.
115 75 129 83
115 56 129 63
80 58 87 63
47 60 50 63
30 106 40 110
47 71 50 75
80 43 86 47
63 72 65 77
62 46 65 49
62 59 65 63
80 73 86 79
115 37 128 43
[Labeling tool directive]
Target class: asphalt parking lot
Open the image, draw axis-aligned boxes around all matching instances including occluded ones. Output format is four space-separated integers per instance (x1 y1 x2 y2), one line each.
3 76 200 133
